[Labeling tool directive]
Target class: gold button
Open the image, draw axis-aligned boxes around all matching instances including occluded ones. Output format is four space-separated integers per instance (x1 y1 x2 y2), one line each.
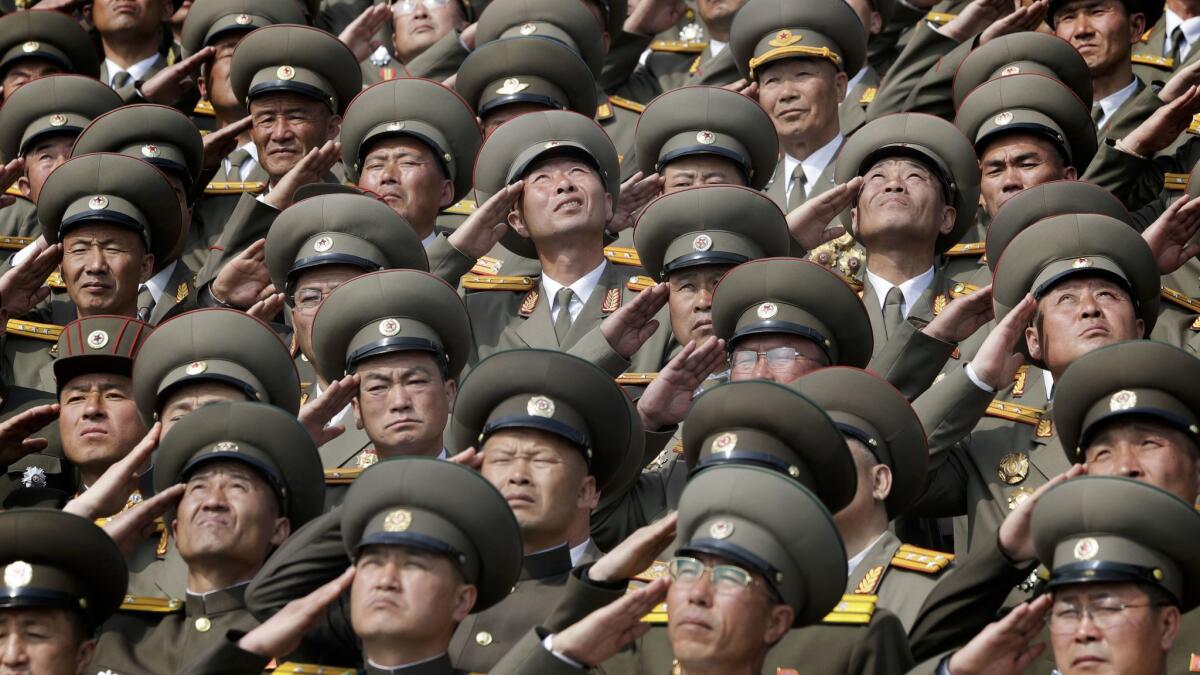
194 617 211 632
475 630 493 646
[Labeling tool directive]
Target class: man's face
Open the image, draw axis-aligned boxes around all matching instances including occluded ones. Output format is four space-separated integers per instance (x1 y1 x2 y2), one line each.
666 553 792 668
696 0 748 34
1049 583 1178 675
91 0 172 38
391 0 465 64
350 352 455 457
479 428 595 546
173 460 289 571
1053 0 1143 77
199 34 240 111
1 59 64 101
350 546 475 648
356 136 453 233
60 224 153 317
661 156 746 193
481 102 549 138
0 608 94 675
667 265 729 345
979 134 1076 219
851 158 954 252
249 92 340 182
158 381 251 434
1026 276 1144 375
20 136 74 204
59 373 147 480
1083 418 1200 504
291 264 363 364
728 333 830 384
756 59 846 145
509 155 613 247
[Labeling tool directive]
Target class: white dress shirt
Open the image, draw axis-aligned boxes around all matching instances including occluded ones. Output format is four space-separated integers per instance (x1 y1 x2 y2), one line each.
542 260 606 324
140 259 178 306
421 230 437 249
1165 9 1200 62
846 532 888 580
864 266 936 319
1094 78 1139 129
847 66 869 92
104 53 160 88
221 140 261 183
569 538 592 567
709 38 727 58
782 134 844 205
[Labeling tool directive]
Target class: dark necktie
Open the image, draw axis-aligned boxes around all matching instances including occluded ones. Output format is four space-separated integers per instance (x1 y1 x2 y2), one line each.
136 285 155 322
882 286 904 340
786 164 808 212
111 70 132 91
553 287 575 345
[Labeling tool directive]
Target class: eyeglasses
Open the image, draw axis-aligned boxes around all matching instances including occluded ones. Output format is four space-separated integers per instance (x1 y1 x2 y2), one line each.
391 0 449 15
1048 601 1167 634
668 556 761 596
729 347 827 374
293 288 335 312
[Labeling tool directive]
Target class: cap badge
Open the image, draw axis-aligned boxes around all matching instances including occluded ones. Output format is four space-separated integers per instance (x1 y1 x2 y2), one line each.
768 30 802 48
48 114 67 127
496 78 529 95
1109 390 1137 411
88 195 109 210
692 234 713 251
1073 536 1099 561
378 318 401 337
383 122 405 133
86 330 109 349
519 22 537 35
756 302 778 319
711 432 737 454
214 441 239 453
695 130 716 145
993 111 1013 126
20 466 45 488
3 561 31 588
186 361 208 375
997 452 1029 485
1072 257 1092 268
527 395 555 418
544 140 561 149
276 65 295 81
313 236 334 252
235 13 252 24
384 509 412 532
141 144 160 158
21 41 38 53
1000 65 1021 76
709 520 734 540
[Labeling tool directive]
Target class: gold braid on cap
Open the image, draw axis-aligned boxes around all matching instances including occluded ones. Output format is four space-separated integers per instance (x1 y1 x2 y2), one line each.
749 47 841 77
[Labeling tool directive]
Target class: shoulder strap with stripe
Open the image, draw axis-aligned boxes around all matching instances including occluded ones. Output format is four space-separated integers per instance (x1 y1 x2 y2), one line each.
945 241 985 257
605 246 642 267
890 543 955 574
461 274 536 291
1162 287 1200 313
6 319 62 341
984 399 1045 426
650 39 707 53
119 595 183 613
205 181 267 196
822 594 877 625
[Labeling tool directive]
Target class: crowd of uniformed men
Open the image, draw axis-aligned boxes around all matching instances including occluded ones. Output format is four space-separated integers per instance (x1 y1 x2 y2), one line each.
0 0 1198 673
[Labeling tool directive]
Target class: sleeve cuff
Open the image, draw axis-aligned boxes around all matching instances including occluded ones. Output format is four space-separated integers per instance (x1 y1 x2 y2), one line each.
963 362 997 393
541 633 587 669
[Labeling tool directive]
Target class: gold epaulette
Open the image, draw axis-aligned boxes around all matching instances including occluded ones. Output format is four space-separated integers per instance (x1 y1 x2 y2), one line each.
443 198 477 216
1162 286 1200 313
634 560 670 582
0 235 34 251
616 372 657 386
205 180 267 196
949 281 980 299
925 11 957 24
609 95 646 113
470 255 503 276
5 183 22 198
821 594 876 625
640 600 670 624
324 467 364 485
605 245 642 267
272 663 356 674
626 275 656 292
1131 53 1174 69
192 99 215 117
119 595 182 613
461 274 535 291
891 543 954 574
1165 172 1190 189
6 319 62 341
650 39 707 53
596 102 613 120
985 399 1045 426
945 241 985 256
46 271 63 289
859 87 877 105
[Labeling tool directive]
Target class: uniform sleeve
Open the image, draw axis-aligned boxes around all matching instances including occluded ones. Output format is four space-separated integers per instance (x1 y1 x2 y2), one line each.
867 22 961 121
488 628 592 675
194 192 282 287
401 30 470 82
543 566 627 632
176 630 272 675
848 609 916 675
425 233 477 286
866 319 956 400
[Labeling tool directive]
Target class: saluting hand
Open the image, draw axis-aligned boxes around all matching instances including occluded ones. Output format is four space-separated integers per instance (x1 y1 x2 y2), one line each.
967 293 1035 391
447 181 524 260
546 576 670 667
0 158 24 210
339 4 390 62
238 566 356 659
945 594 1052 675
298 374 361 447
998 464 1086 563
1123 85 1200 157
0 403 58 467
138 47 214 107
1143 194 1200 274
211 239 274 310
785 176 859 253
202 116 253 172
922 284 994 345
0 240 61 319
600 282 669 358
637 336 725 431
589 512 678 583
64 423 161 522
264 140 343 212
607 172 663 235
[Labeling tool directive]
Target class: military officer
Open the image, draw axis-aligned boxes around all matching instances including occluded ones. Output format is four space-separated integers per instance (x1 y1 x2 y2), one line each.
86 400 324 675
839 0 892 134
0 9 99 101
1131 1 1200 84
0 509 127 675
359 0 471 86
91 0 180 100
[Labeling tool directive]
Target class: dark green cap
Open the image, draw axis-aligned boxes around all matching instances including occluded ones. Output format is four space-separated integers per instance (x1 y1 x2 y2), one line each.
0 10 99 79
710 257 873 368
154 401 325 529
71 104 205 194
1032 476 1200 610
340 78 482 202
791 367 927 519
341 457 523 613
635 85 779 191
451 349 643 495
675 465 847 626
230 24 361 114
132 308 302 424
455 36 597 119
0 74 122 161
475 0 606 76
311 269 472 383
730 0 867 79
634 185 790 280
181 0 308 56
951 32 1091 109
682 380 856 513
52 315 151 392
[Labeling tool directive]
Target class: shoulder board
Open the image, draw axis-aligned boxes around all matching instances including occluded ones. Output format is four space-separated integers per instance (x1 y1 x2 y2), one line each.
949 281 980 299
596 102 614 121
1189 115 1200 136
609 95 646 113
891 543 954 575
1131 53 1174 69
0 235 34 251
1165 172 1190 189
470 255 503 276
192 99 215 117
324 467 364 485
985 399 1045 426
626 274 656 292
650 39 706 53
6 319 62 341
205 181 267 196
605 246 642 267
1162 287 1200 313
461 274 535 291
272 664 356 675
640 601 670 624
925 11 957 24
616 372 657 386
859 87 877 105
119 595 183 613
444 198 477 216
46 271 63 289
633 560 670 582
5 183 22 198
945 241 984 257
822 594 876 625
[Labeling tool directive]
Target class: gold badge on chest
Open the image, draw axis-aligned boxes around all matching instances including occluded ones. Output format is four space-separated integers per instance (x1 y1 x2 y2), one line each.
1007 486 1036 511
997 452 1029 485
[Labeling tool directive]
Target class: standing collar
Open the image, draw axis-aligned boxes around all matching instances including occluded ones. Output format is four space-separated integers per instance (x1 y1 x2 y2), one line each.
521 543 573 580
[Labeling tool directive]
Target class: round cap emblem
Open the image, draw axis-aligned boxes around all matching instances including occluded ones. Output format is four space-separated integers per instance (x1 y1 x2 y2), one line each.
527 395 555 418
186 361 208 375
378 318 401 337
993 111 1014 126
276 65 295 80
709 520 734 540
383 509 412 532
214 441 239 453
20 466 45 488
141 144 160 158
696 130 716 145
496 78 529 95
235 13 252 24
1109 390 1137 411
711 431 737 453
756 302 778 319
313 236 334 252
1000 65 1021 76
386 121 405 131
692 234 713 251
1073 536 1099 561
544 140 560 149
1072 257 1092 268
4 561 32 588
21 41 38 53
48 114 67 127
86 330 109 349
519 22 536 35
88 195 109 210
